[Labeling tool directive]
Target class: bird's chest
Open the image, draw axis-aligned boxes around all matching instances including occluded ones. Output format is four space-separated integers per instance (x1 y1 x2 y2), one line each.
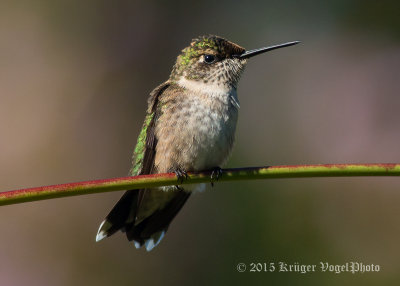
155 90 239 171
184 96 236 143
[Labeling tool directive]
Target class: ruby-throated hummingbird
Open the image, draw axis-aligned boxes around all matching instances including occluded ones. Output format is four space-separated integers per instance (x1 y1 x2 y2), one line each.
96 35 299 251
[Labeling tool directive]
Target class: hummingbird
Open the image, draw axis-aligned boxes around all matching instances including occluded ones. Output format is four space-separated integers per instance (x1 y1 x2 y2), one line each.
96 35 299 251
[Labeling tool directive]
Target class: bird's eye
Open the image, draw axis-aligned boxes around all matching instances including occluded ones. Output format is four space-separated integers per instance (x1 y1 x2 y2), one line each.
204 54 216 64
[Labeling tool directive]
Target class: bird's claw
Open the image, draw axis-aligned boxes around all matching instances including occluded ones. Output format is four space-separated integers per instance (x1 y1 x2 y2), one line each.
210 167 223 187
174 168 188 184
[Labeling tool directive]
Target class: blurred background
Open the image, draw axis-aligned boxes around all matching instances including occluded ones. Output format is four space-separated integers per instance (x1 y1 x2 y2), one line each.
0 0 399 285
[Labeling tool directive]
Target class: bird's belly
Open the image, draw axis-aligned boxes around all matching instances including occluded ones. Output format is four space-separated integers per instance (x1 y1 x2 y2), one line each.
188 109 236 170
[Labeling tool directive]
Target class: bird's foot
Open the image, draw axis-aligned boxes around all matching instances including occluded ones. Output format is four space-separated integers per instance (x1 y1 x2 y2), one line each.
174 168 188 184
210 167 223 187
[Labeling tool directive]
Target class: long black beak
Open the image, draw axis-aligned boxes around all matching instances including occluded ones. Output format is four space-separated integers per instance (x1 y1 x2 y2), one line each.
237 41 300 59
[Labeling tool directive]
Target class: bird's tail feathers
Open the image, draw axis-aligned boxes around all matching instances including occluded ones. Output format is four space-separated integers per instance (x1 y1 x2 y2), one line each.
96 190 138 242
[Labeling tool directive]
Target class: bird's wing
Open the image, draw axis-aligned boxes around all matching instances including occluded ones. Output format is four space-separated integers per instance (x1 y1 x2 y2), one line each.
97 82 191 251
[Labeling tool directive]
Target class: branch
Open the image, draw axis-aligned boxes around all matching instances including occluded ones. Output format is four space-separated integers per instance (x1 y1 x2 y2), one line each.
1 163 399 207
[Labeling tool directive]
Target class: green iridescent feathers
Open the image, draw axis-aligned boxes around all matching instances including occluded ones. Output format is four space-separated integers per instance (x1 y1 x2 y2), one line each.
170 35 245 81
130 82 170 176
179 36 219 66
130 113 154 175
